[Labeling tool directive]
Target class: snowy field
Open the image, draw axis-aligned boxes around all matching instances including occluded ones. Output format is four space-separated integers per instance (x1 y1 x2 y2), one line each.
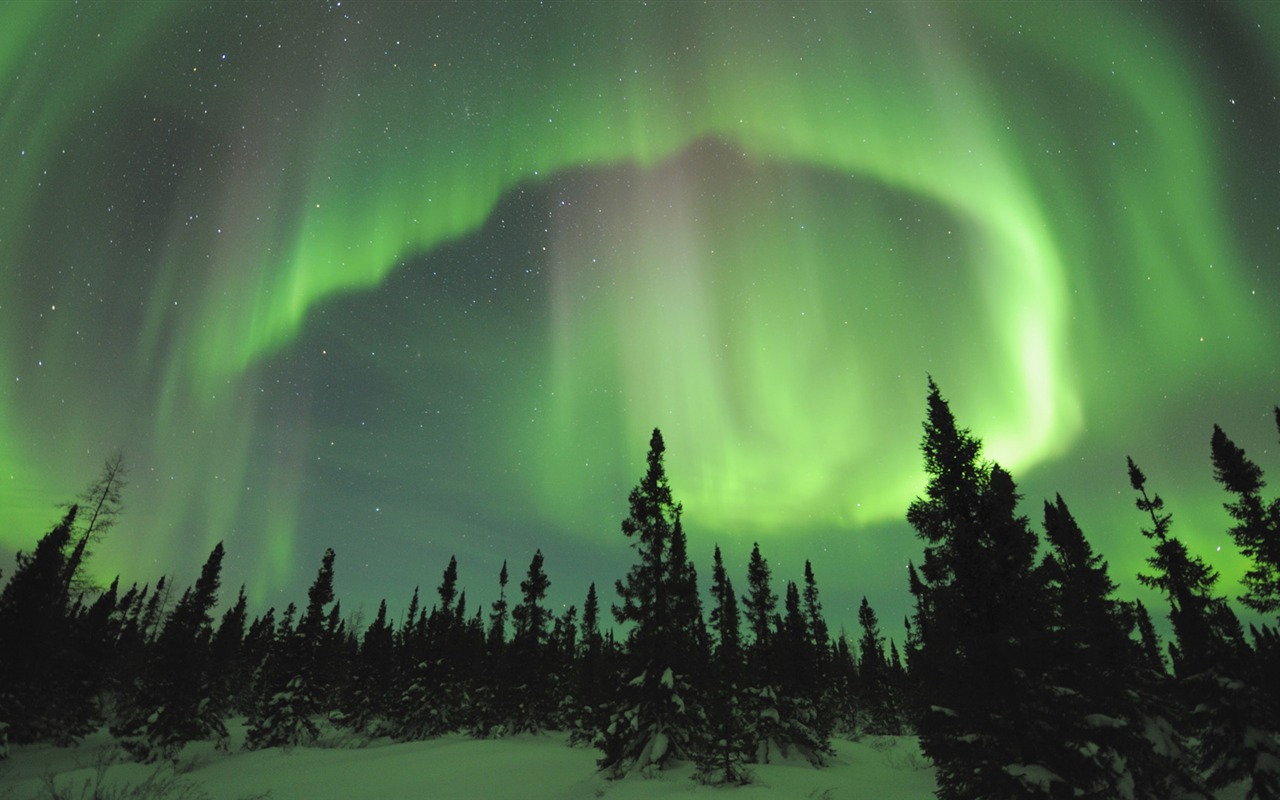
1 722 941 799
0 723 1253 799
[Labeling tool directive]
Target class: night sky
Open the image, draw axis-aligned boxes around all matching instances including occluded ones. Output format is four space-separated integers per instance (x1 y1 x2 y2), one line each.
3 2 1278 638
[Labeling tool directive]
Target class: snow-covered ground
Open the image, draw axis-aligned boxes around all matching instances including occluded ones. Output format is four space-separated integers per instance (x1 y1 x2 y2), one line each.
2 722 938 799
0 723 1251 799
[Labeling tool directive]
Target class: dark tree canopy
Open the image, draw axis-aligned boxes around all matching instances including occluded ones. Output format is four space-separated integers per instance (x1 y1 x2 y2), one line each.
1211 422 1280 616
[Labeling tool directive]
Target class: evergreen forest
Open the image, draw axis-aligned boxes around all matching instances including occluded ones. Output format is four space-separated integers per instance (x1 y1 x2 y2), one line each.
2 380 1278 799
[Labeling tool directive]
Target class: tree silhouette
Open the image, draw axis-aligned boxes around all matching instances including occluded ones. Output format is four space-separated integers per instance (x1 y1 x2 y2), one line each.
0 507 87 743
510 549 552 732
695 545 752 785
114 543 227 761
1041 495 1199 798
246 548 337 749
906 379 1062 799
1211 420 1280 616
598 428 699 776
1130 457 1279 798
64 451 127 599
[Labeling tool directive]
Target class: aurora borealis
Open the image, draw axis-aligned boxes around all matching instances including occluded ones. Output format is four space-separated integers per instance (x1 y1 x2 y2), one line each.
2 2 1278 634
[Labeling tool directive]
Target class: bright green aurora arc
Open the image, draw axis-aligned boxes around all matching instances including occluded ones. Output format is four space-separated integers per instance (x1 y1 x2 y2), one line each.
2 2 1278 632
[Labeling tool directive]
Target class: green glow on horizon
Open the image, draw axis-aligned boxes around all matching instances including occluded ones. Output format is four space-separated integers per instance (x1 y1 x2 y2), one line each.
0 2 1275 612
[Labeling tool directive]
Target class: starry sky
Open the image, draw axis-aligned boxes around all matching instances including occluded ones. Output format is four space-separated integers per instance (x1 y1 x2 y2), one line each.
3 2 1278 637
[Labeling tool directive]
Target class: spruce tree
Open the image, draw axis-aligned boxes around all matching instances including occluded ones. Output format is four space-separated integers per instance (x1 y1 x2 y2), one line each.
209 585 250 717
887 638 907 707
739 542 786 763
1210 421 1280 616
512 551 551 646
140 575 172 641
1131 457 1280 799
246 548 337 749
510 550 552 732
114 543 227 761
343 598 395 734
856 597 885 688
827 634 860 736
472 562 511 737
598 428 698 776
438 556 459 616
488 561 510 649
801 561 830 675
395 556 470 739
800 562 846 737
568 582 609 744
548 603 578 727
742 543 776 656
1041 495 1200 798
773 579 832 763
665 517 709 687
69 577 120 733
432 556 472 731
857 595 899 735
1129 458 1236 677
0 506 90 744
695 545 752 785
239 606 276 715
905 379 1063 799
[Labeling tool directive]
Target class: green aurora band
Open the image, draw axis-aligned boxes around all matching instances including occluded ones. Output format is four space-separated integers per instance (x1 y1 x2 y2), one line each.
2 3 1277 622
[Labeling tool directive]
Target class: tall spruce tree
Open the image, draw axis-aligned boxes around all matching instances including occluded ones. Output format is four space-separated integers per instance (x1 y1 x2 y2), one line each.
438 556 459 615
828 633 860 736
856 596 885 687
1210 420 1280 616
801 562 848 736
695 545 752 785
568 582 610 744
510 549 552 732
69 578 119 736
395 556 470 739
1212 417 1280 799
774 580 832 763
246 548 337 749
488 560 510 650
512 551 551 647
114 543 227 761
665 516 708 687
548 603 578 728
856 595 899 735
739 542 789 763
0 507 89 744
801 561 830 674
598 428 699 776
342 598 395 734
472 562 511 737
1041 495 1200 798
239 606 276 714
1130 457 1280 798
742 543 776 659
209 585 250 717
905 379 1064 799
1129 458 1237 676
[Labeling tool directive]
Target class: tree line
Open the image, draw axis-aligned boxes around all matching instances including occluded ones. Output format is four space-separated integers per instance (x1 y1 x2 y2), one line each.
1 380 1278 797
0 433 910 784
